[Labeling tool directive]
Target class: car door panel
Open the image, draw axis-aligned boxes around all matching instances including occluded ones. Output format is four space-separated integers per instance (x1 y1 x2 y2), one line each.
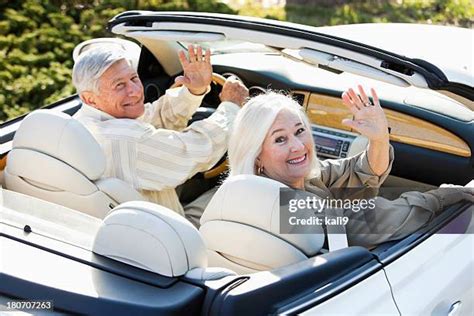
208 247 379 315
300 270 399 315
384 232 474 315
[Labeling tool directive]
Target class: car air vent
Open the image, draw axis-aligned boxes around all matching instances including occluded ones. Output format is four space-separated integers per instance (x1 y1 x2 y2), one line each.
145 83 161 103
248 86 266 97
292 93 306 106
381 61 414 76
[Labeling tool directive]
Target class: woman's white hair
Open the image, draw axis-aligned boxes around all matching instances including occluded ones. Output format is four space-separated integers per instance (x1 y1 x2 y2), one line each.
228 91 320 179
72 46 133 94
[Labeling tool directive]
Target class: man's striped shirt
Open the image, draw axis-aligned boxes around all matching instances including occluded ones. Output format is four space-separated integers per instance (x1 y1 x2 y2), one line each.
74 87 239 215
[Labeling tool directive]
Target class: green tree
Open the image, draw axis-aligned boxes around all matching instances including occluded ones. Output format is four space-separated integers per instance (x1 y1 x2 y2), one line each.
0 0 236 123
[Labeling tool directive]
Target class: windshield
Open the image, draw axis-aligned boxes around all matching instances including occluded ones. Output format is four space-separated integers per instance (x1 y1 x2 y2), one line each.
178 39 472 116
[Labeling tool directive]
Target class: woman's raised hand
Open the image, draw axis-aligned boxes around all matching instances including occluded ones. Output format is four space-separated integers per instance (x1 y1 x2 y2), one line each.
341 85 389 142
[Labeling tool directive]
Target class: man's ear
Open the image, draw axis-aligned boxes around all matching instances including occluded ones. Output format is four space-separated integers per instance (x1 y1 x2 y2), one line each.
80 91 97 107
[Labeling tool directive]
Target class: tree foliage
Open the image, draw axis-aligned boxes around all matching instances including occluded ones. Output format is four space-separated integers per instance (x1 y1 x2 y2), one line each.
0 0 471 123
0 0 234 123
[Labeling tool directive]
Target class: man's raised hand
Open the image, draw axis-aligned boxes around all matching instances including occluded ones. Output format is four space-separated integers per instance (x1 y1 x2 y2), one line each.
175 45 213 95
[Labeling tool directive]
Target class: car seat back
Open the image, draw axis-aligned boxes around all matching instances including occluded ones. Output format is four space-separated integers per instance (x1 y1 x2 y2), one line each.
4 109 144 218
94 201 236 280
199 175 325 274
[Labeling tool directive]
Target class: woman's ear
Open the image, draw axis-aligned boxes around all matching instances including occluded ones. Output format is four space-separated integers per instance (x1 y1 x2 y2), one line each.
255 157 264 175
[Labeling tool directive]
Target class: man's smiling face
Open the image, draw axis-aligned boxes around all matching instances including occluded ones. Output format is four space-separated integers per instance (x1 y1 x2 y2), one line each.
87 59 145 119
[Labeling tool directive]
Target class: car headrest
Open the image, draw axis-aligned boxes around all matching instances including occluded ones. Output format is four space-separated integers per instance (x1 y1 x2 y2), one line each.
93 201 208 277
200 175 325 257
13 110 105 180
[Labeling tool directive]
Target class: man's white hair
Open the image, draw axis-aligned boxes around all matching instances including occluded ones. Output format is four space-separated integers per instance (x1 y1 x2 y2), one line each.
228 91 320 179
72 47 133 94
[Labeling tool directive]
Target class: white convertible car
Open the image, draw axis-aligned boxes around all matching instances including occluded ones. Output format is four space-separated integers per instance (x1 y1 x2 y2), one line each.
0 11 473 315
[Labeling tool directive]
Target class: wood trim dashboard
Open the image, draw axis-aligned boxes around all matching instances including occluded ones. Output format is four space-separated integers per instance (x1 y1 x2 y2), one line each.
0 155 6 171
302 93 471 158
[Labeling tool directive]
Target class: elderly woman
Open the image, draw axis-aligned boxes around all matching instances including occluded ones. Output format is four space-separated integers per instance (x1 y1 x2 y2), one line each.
226 88 473 247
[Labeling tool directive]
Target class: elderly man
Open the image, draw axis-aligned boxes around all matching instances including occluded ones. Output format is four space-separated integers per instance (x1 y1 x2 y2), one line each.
72 45 248 222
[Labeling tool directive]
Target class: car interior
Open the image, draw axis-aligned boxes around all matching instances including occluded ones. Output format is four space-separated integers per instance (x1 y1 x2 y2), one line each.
0 23 473 313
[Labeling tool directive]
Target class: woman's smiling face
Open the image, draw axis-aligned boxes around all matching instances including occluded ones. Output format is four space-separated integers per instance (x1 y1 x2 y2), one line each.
257 109 314 189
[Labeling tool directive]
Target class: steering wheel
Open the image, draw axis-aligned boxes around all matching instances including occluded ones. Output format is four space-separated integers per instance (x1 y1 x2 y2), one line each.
171 73 228 179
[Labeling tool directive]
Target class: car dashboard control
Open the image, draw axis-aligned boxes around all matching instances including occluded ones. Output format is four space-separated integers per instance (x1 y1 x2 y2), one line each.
312 126 366 159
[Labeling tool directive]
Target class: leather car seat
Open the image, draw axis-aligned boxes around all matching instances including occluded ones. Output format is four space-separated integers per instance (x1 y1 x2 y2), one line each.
93 200 236 280
4 109 144 218
199 175 326 274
